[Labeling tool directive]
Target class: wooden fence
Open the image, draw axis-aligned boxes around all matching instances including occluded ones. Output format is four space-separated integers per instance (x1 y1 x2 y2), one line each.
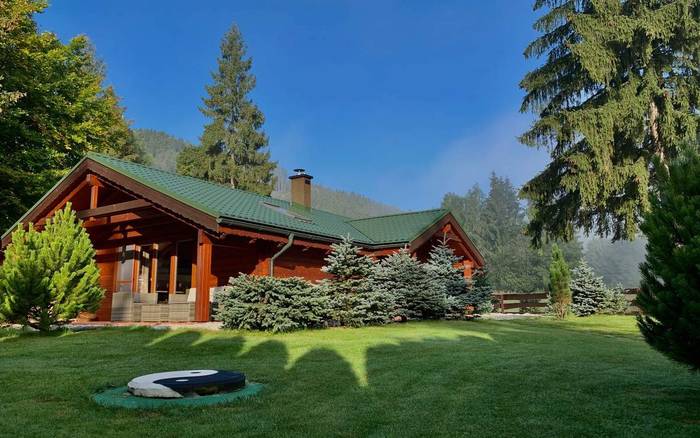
492 289 641 314
492 292 549 313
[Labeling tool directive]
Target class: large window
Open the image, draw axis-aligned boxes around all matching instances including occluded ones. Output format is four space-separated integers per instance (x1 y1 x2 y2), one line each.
116 245 136 292
115 241 194 294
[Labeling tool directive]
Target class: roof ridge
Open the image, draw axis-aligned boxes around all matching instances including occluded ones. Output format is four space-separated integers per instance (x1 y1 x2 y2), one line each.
346 208 447 223
86 152 371 221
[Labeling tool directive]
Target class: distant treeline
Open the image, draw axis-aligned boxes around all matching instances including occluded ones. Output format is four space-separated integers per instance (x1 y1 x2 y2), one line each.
134 129 192 173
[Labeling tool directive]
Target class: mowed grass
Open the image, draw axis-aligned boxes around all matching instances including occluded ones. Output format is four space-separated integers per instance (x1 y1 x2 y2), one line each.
1 316 699 437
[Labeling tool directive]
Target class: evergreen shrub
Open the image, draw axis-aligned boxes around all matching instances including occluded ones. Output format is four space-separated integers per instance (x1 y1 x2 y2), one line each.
570 260 608 316
373 248 446 320
464 268 494 315
548 244 571 319
599 285 628 315
218 274 329 332
321 237 392 326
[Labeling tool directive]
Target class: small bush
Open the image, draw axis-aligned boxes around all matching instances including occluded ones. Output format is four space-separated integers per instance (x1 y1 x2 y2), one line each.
217 275 329 332
599 285 628 315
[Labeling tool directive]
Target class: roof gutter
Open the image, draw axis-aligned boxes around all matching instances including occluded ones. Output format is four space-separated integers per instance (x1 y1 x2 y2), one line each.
269 233 294 276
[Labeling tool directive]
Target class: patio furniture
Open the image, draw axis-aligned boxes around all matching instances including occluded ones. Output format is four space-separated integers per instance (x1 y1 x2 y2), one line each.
110 288 214 322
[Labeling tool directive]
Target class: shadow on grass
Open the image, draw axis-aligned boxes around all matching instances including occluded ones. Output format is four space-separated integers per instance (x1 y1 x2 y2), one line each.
135 323 700 435
1 320 700 436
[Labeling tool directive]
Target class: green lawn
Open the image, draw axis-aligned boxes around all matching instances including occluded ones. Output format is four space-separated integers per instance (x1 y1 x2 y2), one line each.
1 316 698 437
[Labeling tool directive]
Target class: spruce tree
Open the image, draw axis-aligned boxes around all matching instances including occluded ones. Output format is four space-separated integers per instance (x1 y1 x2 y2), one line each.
570 260 607 316
373 248 446 320
425 239 467 301
321 237 391 326
218 275 329 332
464 268 495 315
520 0 700 245
637 147 700 370
600 284 628 315
180 24 276 195
549 243 572 319
0 204 103 331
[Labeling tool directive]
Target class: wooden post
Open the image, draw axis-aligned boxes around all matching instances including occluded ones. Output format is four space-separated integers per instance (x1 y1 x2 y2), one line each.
131 245 140 292
169 244 178 294
195 230 212 322
88 174 100 221
150 244 158 293
191 240 197 291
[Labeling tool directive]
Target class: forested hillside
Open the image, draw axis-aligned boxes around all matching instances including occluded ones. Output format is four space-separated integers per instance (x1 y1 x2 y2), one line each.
442 173 583 293
272 167 400 219
134 129 400 219
134 129 193 172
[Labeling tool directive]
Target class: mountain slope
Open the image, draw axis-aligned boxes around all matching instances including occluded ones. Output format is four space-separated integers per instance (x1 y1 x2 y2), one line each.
133 129 401 219
134 128 193 172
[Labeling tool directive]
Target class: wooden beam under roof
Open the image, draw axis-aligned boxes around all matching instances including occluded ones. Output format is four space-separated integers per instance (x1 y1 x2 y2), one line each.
76 199 151 219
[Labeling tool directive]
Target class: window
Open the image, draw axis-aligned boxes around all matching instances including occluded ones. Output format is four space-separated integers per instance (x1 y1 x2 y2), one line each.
115 245 136 292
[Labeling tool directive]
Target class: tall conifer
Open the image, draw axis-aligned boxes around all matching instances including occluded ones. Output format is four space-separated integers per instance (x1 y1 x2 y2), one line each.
520 0 700 244
637 147 700 370
181 24 276 195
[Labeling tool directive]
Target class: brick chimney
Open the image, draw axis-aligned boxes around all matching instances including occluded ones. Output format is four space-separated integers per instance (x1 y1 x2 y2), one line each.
289 168 312 209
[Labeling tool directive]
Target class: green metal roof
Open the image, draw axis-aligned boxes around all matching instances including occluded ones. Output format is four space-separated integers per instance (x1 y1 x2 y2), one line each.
347 209 448 245
85 153 449 247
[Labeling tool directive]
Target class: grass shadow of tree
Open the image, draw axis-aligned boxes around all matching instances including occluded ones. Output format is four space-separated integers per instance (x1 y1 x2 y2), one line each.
1 320 700 437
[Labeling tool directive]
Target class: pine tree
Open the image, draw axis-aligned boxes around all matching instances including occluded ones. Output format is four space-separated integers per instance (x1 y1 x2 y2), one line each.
0 223 46 328
0 204 103 331
520 0 700 245
570 260 607 316
321 237 391 326
637 146 700 370
549 243 571 319
179 24 276 195
373 248 446 320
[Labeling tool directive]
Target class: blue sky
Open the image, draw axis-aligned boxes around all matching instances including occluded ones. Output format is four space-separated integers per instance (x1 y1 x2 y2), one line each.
37 1 547 211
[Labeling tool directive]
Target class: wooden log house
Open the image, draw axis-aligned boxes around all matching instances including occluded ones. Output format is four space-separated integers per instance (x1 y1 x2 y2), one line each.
0 153 484 322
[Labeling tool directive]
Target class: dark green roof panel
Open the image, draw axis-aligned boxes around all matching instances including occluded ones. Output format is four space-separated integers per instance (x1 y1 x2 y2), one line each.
347 209 448 245
86 153 449 246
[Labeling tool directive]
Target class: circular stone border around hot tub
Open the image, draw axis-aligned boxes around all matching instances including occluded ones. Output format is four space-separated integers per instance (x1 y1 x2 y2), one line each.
93 382 263 409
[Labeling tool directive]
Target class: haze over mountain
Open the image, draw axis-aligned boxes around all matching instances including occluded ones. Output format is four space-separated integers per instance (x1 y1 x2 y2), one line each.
135 128 401 219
